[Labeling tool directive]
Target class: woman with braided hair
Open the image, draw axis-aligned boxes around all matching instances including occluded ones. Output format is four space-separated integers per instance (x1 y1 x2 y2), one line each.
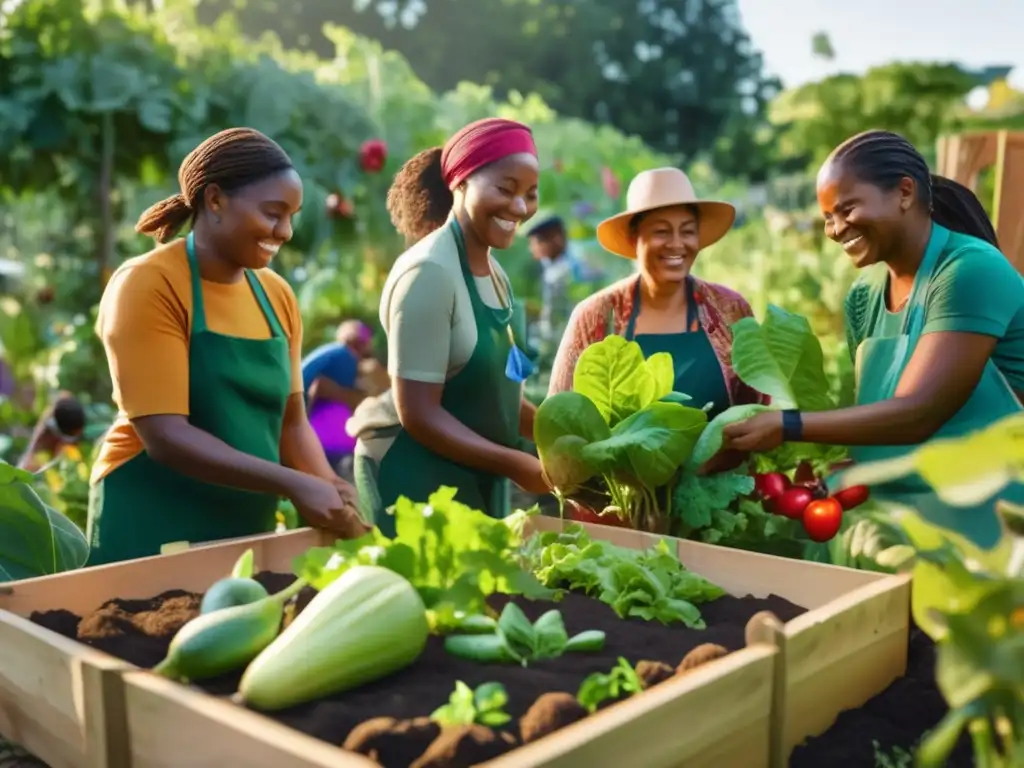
720 129 1024 549
352 117 550 534
88 128 369 565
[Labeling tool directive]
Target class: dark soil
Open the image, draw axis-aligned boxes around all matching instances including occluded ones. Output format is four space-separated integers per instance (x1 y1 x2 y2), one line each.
789 624 974 767
30 572 805 767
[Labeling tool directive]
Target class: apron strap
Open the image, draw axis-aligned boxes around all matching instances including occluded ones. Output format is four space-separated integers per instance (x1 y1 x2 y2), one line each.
902 223 951 338
245 271 287 338
185 232 209 334
624 277 699 339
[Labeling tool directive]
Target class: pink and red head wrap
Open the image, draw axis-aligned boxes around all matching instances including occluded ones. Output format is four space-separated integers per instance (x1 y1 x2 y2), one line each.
440 118 537 190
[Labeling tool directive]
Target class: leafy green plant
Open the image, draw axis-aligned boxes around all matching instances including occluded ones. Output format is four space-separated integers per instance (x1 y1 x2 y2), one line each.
669 306 849 549
832 417 1024 767
0 460 89 582
443 603 605 667
431 681 512 728
576 657 644 713
517 523 725 628
534 335 708 530
292 487 554 631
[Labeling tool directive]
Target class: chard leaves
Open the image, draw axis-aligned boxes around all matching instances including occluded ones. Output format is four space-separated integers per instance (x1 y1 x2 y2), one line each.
572 335 674 426
730 306 835 411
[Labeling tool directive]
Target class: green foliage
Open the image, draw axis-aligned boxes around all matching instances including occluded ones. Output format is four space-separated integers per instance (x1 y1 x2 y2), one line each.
769 62 982 171
198 0 780 171
0 460 90 582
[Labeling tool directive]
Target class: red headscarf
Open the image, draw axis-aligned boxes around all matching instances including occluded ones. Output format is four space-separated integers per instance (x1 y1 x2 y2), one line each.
440 118 537 190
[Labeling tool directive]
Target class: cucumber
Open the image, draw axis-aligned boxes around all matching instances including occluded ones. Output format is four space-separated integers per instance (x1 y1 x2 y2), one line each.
239 566 429 711
200 577 269 615
154 579 305 682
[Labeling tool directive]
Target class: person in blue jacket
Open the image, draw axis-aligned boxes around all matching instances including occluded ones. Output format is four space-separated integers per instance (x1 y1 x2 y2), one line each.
301 320 376 471
721 129 1024 550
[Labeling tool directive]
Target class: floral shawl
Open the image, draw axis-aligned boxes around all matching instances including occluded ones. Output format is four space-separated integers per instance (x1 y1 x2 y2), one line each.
548 274 769 407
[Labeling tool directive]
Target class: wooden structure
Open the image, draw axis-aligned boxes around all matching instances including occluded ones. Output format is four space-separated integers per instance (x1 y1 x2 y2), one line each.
0 519 911 768
936 130 1024 272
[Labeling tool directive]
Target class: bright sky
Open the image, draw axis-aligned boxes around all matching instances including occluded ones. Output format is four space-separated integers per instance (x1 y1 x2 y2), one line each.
736 0 1024 97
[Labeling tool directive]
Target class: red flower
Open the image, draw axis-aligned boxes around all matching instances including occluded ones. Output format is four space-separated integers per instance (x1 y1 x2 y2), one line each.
601 166 621 200
359 138 388 173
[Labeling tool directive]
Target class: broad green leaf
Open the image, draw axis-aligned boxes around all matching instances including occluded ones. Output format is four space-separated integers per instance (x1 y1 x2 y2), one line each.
730 305 835 411
582 402 708 489
533 391 611 492
572 335 672 426
686 403 774 469
0 465 89 582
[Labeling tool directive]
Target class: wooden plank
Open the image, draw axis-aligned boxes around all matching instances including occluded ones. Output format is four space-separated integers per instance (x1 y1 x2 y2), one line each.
123 671 376 768
0 528 329 617
464 645 775 768
0 611 134 768
780 573 912 754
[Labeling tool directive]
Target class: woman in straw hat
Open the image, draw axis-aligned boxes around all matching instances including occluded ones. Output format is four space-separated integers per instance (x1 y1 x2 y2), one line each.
549 167 769 419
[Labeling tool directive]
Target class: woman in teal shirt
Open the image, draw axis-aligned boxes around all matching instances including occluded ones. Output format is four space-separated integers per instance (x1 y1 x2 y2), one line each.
723 129 1024 549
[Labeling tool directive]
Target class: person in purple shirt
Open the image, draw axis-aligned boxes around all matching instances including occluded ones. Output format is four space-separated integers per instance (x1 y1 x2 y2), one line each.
301 320 376 471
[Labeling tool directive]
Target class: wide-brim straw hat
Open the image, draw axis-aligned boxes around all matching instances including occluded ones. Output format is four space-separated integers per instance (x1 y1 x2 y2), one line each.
596 167 737 259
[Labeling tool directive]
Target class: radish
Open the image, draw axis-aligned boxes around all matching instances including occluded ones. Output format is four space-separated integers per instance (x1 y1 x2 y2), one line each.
773 487 814 520
754 473 790 501
834 485 870 511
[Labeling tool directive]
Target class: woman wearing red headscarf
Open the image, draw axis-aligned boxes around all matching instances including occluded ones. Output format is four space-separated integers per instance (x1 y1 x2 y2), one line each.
353 118 550 533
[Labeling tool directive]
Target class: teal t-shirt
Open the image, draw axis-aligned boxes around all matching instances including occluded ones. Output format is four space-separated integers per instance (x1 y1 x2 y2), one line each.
844 227 1024 391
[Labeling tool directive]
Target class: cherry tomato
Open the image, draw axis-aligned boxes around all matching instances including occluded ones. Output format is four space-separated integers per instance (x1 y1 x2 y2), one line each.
834 485 870 511
774 486 814 519
802 497 843 542
754 472 791 501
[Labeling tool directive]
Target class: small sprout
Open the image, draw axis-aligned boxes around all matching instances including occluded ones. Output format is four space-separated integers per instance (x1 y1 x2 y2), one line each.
677 643 728 675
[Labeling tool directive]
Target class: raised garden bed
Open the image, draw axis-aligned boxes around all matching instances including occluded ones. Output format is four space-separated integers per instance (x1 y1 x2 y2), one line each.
0 518 909 768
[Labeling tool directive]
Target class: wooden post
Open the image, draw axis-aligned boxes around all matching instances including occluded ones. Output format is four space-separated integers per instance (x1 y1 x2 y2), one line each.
936 130 1024 273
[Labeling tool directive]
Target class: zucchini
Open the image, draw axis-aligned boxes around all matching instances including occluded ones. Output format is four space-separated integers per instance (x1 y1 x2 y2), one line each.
154 578 305 682
238 565 428 711
200 577 269 615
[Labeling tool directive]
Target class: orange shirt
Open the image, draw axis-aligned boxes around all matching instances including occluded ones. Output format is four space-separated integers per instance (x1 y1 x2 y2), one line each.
92 239 303 484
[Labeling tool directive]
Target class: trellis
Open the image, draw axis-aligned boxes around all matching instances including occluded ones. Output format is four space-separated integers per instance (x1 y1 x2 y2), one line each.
936 130 1024 272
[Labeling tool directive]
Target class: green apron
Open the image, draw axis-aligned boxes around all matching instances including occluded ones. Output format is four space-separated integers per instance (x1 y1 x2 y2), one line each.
86 232 290 565
357 220 525 537
625 277 731 419
844 223 1024 549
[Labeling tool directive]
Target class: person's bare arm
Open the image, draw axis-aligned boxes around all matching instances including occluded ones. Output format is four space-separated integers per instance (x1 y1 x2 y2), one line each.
393 377 526 477
801 332 996 446
279 393 341 481
723 332 1000 452
132 414 299 495
519 398 537 440
308 376 366 410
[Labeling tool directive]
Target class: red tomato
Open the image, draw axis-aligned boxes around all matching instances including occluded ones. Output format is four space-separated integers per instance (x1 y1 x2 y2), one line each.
834 485 870 511
774 487 814 519
802 498 843 542
754 472 791 501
